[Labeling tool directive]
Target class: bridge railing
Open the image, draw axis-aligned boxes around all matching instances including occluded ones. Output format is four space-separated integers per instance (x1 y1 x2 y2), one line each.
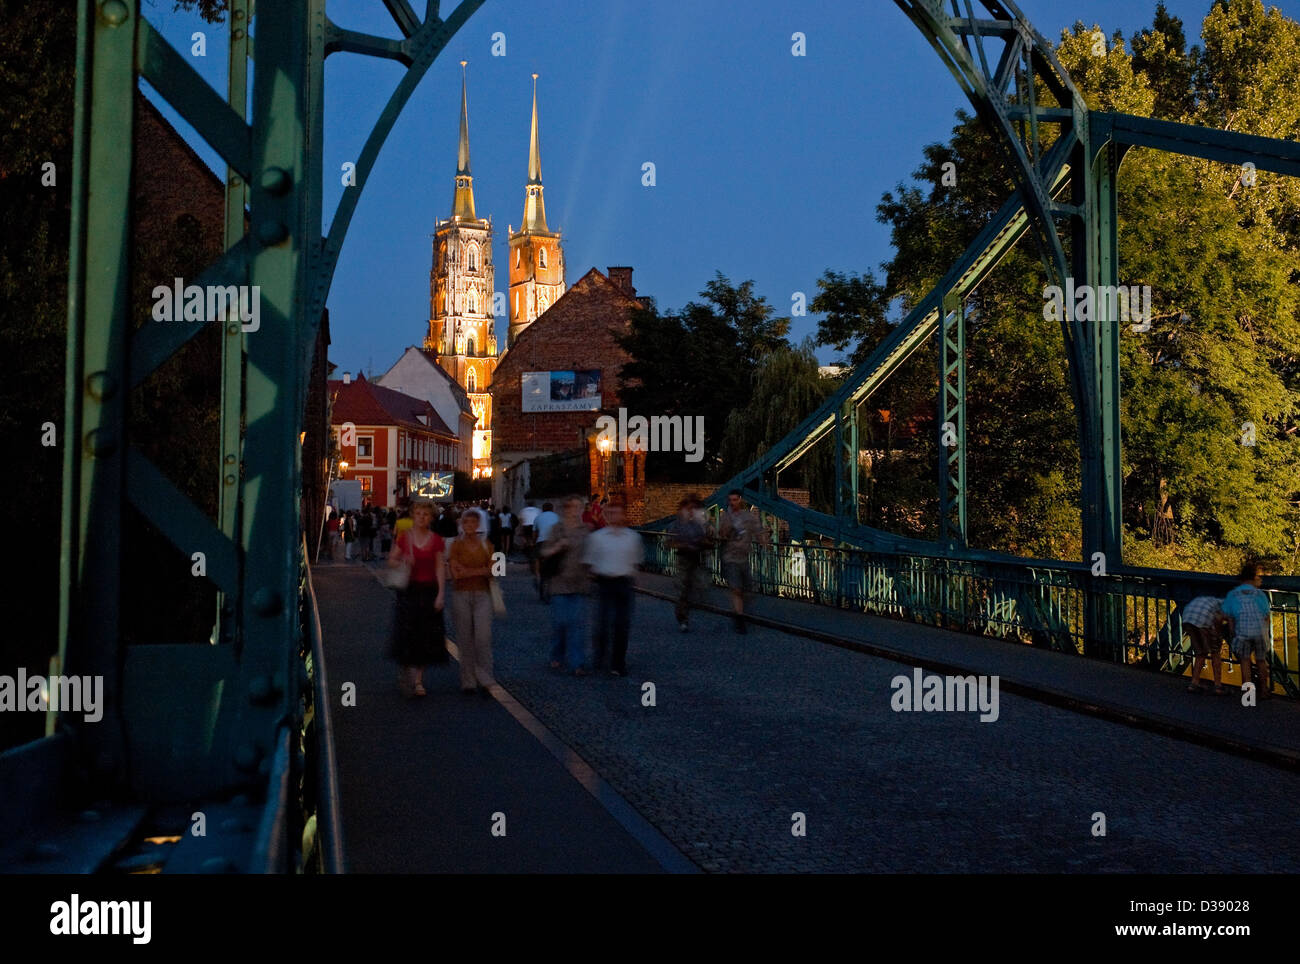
640 533 1299 698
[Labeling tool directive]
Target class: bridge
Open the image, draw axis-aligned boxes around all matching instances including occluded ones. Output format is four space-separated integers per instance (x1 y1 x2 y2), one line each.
3 0 1299 877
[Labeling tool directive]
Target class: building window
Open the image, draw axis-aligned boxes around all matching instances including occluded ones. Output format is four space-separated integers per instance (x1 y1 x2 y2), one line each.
468 288 479 314
357 435 373 463
357 475 373 499
466 367 477 392
468 243 478 272
539 247 547 268
538 291 549 313
515 247 520 268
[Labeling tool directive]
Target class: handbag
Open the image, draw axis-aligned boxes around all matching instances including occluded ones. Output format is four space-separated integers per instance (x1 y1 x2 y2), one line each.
386 560 411 591
488 578 506 616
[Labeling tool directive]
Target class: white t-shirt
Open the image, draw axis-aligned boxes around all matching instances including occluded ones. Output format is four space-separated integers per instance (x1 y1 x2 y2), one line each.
519 506 540 526
535 510 561 543
582 526 645 578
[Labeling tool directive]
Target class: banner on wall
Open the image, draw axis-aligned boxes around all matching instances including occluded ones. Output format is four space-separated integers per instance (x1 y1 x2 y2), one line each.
521 370 602 412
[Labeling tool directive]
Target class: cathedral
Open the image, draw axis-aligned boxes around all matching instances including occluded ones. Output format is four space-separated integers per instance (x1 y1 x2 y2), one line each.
425 66 565 478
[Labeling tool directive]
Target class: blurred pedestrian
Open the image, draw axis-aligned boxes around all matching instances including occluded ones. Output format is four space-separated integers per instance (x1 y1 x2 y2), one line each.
534 501 561 602
541 496 590 674
718 489 768 633
448 507 496 696
388 500 447 697
583 499 644 676
668 494 712 632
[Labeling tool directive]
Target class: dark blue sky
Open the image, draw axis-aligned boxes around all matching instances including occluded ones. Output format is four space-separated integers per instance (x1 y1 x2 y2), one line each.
146 0 1300 372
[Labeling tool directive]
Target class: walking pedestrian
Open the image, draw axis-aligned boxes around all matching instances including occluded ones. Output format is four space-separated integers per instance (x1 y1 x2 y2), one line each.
358 508 375 561
668 494 712 632
534 501 561 602
582 493 606 530
1180 594 1228 695
342 510 356 561
582 499 644 676
1222 561 1273 699
448 506 496 696
718 489 768 633
540 496 591 674
325 510 340 561
499 506 515 557
388 500 447 697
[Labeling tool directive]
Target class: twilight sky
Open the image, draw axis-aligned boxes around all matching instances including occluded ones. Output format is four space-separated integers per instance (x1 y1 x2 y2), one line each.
143 0 1300 374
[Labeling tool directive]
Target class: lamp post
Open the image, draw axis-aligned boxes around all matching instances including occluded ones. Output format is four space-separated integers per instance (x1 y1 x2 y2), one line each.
598 437 611 497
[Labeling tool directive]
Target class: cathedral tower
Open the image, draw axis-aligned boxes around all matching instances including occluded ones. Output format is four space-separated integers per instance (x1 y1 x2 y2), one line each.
427 62 496 478
507 74 565 347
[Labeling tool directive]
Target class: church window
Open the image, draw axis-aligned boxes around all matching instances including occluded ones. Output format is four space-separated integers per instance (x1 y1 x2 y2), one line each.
515 248 520 268
467 367 477 392
467 337 476 358
468 243 478 272
468 288 479 314
538 291 549 313
539 247 547 268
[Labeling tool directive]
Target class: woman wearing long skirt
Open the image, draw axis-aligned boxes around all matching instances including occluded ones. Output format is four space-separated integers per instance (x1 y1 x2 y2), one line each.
388 500 447 697
448 507 496 696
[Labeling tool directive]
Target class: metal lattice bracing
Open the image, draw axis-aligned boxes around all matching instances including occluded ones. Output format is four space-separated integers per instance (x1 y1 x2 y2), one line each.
49 0 482 869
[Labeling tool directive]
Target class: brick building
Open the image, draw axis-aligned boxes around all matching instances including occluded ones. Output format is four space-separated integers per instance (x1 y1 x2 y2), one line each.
329 374 459 507
490 266 645 510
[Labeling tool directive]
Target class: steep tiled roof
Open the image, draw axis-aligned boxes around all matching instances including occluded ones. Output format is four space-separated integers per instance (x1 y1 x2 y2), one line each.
415 348 476 415
328 375 455 438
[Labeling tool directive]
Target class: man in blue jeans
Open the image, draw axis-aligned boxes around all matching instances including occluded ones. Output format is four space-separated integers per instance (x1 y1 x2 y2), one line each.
539 497 590 675
582 499 645 676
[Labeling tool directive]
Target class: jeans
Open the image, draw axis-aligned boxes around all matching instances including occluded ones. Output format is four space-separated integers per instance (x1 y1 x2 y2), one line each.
549 593 588 670
593 576 633 673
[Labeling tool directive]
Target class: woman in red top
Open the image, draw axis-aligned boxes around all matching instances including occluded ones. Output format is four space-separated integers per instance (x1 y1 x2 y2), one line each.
388 500 447 697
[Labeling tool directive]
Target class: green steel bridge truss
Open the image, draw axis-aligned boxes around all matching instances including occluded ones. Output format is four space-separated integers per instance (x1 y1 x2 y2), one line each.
9 0 1298 871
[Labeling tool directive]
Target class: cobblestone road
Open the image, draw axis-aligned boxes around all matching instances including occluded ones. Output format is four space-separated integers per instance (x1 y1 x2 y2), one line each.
487 563 1300 873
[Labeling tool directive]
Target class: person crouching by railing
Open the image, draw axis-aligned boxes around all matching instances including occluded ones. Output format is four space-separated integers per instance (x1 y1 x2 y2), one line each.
388 500 448 698
448 507 496 697
1180 594 1228 696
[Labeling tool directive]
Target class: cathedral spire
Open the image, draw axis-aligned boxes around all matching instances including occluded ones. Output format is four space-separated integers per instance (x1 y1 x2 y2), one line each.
452 61 476 220
521 73 548 233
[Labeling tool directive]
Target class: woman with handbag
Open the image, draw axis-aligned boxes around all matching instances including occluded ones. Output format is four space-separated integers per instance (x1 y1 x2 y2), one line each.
387 500 448 697
447 507 497 697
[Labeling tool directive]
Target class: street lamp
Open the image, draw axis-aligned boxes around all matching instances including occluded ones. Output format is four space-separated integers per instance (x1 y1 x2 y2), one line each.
597 437 611 495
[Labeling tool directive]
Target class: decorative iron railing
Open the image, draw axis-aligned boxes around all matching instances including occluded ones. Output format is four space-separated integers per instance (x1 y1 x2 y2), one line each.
640 533 1299 698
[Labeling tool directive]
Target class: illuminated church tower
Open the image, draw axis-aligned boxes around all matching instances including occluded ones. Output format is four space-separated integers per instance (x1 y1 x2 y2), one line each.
426 63 496 478
507 74 566 347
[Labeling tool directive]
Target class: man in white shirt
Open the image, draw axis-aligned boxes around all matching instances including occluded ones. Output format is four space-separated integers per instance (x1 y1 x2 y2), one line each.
533 502 561 601
582 499 645 676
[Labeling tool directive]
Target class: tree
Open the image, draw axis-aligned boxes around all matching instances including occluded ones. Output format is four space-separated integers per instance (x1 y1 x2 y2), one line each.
617 272 791 481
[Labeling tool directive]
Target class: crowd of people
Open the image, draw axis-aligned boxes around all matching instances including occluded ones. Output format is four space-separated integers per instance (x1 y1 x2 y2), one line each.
322 489 769 697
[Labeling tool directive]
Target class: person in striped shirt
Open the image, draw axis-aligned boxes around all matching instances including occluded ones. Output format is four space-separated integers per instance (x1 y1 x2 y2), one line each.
1180 595 1228 695
1221 562 1273 699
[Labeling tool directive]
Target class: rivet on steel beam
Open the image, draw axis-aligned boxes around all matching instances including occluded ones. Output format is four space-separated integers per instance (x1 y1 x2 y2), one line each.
86 371 116 401
229 174 242 187
83 429 116 458
249 674 276 702
225 474 237 486
257 220 290 245
234 743 261 771
260 167 292 195
232 28 245 40
233 9 245 20
100 0 129 26
252 588 282 616
227 324 239 335
225 454 237 465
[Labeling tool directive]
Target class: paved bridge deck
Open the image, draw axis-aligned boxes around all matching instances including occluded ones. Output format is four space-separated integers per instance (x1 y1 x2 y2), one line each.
314 558 1300 873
